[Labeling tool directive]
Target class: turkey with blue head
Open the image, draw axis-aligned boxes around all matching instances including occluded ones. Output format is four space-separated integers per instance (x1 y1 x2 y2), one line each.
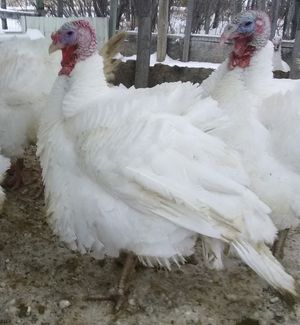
198 10 300 261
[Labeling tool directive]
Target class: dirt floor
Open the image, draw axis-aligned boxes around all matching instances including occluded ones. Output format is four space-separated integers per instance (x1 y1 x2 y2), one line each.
0 147 299 325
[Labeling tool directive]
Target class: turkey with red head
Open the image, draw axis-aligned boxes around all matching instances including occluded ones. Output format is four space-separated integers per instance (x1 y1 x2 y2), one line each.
38 20 297 307
188 10 300 260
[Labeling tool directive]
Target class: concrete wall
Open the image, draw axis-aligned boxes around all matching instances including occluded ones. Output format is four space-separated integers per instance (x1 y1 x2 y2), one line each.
121 31 294 66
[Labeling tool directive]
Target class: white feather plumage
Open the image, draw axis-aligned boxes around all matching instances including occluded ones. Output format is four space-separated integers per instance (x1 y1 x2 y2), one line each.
192 41 300 232
272 36 290 73
0 37 60 160
38 52 296 295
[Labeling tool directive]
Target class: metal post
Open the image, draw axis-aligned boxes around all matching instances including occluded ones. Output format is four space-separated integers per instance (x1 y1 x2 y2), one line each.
182 0 194 62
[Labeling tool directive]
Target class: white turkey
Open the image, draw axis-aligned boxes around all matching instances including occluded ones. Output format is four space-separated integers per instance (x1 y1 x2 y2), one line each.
0 153 10 211
0 35 60 188
272 35 290 73
0 30 124 191
188 10 300 260
38 20 296 307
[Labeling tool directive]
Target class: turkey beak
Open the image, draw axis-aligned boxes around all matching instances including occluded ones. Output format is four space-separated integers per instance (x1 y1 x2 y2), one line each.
220 23 239 46
49 32 64 54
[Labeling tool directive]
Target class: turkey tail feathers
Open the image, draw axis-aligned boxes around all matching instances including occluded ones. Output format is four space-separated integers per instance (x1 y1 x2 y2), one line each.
232 239 297 296
100 32 127 83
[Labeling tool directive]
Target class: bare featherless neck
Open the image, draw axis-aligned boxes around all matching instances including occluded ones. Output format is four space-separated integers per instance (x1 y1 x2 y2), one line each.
229 37 256 69
60 44 78 76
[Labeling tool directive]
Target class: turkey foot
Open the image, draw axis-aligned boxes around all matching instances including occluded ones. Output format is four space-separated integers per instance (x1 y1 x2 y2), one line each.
5 158 24 190
85 252 137 311
272 228 290 259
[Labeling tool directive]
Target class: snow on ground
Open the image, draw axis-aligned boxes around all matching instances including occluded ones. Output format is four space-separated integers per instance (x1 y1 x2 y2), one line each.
273 51 290 73
0 18 22 33
24 29 44 40
0 29 44 41
119 49 289 73
119 52 221 69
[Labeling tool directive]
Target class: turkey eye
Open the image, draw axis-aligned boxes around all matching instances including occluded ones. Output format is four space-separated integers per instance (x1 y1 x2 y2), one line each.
67 31 74 36
245 21 252 26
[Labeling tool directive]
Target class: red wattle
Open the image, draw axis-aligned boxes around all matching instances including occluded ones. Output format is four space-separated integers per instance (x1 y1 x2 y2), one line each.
59 45 78 76
229 37 256 70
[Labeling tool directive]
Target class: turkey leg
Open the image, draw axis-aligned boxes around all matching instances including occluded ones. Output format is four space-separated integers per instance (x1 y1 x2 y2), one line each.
272 228 290 259
86 251 137 311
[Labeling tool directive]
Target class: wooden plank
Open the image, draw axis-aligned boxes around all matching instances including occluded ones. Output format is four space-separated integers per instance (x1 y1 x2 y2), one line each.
36 0 45 16
109 0 118 38
57 0 63 17
0 8 36 19
1 0 7 30
135 0 153 88
291 0 300 79
182 0 194 62
157 0 169 62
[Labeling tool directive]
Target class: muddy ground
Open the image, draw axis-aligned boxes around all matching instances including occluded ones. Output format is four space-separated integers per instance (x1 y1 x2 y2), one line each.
0 147 299 325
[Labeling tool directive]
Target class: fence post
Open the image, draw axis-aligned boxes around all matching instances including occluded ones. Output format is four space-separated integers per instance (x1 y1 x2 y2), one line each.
157 0 169 62
291 0 300 79
109 0 118 38
182 0 194 62
270 0 280 39
1 0 7 30
36 0 45 16
135 0 153 88
57 0 63 17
